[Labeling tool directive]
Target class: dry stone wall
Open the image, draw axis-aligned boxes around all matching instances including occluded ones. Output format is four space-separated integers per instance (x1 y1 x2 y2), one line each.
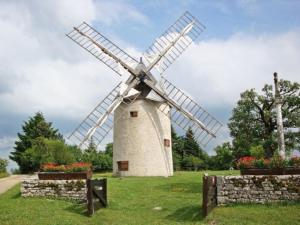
216 175 300 204
21 176 87 201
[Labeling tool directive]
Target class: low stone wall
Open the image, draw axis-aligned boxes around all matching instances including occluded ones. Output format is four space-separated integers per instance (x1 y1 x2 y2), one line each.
21 176 87 201
217 175 300 204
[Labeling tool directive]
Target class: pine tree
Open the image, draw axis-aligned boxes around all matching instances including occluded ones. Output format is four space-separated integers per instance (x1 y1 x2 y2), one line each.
184 127 201 157
10 112 63 173
182 127 208 169
171 126 184 170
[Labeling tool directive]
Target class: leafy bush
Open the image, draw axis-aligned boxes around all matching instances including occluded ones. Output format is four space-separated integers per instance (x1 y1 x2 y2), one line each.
250 145 264 159
289 157 300 168
0 158 8 173
210 142 234 170
21 138 79 172
253 159 265 168
270 154 288 169
81 140 112 172
182 156 204 171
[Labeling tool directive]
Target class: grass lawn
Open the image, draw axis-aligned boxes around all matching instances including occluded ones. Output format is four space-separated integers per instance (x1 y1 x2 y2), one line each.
0 171 299 225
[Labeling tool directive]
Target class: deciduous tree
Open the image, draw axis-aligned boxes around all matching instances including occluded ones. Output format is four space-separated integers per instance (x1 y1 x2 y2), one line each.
228 79 300 159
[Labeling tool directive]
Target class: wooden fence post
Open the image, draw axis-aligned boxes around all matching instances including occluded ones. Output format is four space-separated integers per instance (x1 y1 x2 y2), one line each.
202 175 217 218
86 178 93 216
103 178 107 207
202 175 208 217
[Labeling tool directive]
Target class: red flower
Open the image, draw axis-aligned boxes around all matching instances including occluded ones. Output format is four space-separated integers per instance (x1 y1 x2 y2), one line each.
40 162 91 172
237 156 256 169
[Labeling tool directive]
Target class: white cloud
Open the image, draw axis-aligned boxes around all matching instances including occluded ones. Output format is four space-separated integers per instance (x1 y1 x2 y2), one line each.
0 0 147 120
167 30 300 109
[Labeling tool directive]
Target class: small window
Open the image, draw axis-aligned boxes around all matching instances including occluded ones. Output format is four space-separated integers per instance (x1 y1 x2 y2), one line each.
164 139 170 147
117 161 129 171
130 111 138 117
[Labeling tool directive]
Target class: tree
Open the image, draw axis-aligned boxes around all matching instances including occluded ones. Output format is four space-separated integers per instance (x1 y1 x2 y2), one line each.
0 158 8 173
228 79 300 159
105 143 113 157
10 112 63 173
210 142 234 170
184 127 208 160
21 138 77 172
182 156 204 171
171 127 184 170
82 139 113 172
82 138 99 167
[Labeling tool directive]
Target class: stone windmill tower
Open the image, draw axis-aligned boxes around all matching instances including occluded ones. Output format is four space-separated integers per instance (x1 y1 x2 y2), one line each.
67 11 222 177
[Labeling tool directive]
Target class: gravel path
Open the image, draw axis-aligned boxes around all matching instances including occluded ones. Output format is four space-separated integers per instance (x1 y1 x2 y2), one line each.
0 175 28 195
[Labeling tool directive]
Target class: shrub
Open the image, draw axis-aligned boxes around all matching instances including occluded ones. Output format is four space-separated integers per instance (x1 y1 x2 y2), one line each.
0 158 8 173
21 138 79 172
270 154 288 169
182 156 204 171
250 145 264 159
253 159 265 168
289 157 300 168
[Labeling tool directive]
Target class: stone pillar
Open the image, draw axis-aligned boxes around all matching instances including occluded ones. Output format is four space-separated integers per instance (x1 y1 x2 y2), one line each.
274 72 286 159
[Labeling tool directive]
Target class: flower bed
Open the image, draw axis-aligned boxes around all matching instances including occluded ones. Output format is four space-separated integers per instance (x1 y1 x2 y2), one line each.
38 162 92 180
238 156 300 175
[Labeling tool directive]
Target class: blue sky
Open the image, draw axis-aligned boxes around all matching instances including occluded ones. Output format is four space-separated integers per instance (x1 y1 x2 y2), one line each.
93 0 300 48
0 0 299 170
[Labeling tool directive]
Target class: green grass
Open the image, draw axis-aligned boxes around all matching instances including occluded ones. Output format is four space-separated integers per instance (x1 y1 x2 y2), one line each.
0 172 8 178
0 171 299 225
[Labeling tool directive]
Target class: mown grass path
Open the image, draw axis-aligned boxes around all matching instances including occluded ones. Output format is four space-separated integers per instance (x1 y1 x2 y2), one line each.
0 171 299 225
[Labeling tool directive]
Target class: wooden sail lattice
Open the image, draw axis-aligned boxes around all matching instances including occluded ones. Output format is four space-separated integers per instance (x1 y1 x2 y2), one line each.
143 11 205 74
68 83 140 148
67 22 138 77
158 77 223 146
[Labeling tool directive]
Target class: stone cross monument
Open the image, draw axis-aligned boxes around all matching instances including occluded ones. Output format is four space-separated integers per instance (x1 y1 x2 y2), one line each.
273 72 286 159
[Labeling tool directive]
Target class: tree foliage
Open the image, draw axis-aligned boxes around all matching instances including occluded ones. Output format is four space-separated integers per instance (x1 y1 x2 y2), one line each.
20 138 78 172
228 79 300 159
10 112 63 173
82 139 113 172
0 158 8 173
172 127 209 170
209 142 234 170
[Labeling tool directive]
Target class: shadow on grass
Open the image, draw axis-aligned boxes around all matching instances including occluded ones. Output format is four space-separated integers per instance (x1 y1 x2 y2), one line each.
11 191 21 199
157 182 202 194
64 203 88 216
165 205 204 222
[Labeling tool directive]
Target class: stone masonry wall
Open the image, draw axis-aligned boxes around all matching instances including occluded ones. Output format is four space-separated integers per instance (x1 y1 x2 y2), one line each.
217 175 300 205
21 176 87 201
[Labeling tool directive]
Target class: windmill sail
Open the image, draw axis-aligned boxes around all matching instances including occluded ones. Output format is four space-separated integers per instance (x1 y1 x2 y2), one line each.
68 82 122 148
66 22 138 77
143 11 205 75
68 81 140 148
67 11 222 150
144 78 222 147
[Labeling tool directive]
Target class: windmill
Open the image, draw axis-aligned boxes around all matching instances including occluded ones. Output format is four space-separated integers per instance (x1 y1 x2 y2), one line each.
67 11 222 177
